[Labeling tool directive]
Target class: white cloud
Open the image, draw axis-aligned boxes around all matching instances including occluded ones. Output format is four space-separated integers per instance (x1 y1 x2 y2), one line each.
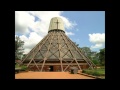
66 31 75 36
15 11 76 54
15 11 35 34
89 33 105 49
91 44 103 48
60 17 77 30
19 32 43 54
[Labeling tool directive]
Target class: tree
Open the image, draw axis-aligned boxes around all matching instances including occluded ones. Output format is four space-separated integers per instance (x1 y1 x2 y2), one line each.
80 47 92 59
15 36 24 60
98 48 105 65
80 47 100 63
73 43 102 66
90 51 99 60
92 59 100 65
22 54 27 59
73 42 79 47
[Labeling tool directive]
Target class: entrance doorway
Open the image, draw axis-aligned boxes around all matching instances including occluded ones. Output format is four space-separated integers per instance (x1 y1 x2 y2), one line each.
49 66 53 71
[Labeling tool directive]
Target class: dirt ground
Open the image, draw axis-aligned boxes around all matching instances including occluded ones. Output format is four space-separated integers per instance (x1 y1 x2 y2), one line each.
15 71 95 79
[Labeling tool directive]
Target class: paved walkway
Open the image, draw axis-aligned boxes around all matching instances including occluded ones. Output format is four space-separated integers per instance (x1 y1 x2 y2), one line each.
15 71 95 79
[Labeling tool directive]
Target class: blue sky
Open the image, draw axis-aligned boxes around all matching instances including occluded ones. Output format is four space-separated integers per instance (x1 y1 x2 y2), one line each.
62 11 105 51
15 11 105 54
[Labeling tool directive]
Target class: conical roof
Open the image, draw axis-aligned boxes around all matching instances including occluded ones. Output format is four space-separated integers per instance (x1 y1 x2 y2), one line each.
21 17 96 71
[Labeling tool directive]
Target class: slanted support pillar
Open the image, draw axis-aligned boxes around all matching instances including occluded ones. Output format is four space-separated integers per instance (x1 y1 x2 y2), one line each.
60 58 63 72
41 58 47 72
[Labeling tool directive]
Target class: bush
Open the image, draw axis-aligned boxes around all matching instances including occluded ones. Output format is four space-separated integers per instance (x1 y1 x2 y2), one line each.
15 64 20 68
82 68 105 76
92 59 100 65
82 69 85 73
15 64 28 71
92 71 101 76
21 65 27 71
100 66 105 69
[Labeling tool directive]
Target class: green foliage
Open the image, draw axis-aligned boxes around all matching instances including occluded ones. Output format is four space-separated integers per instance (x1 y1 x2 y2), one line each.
21 65 27 71
99 66 105 69
92 60 100 65
82 68 105 76
80 47 105 66
81 47 91 57
15 63 27 71
80 47 98 60
99 48 105 65
92 71 101 76
15 63 20 68
15 36 24 60
82 69 85 73
73 43 105 66
22 54 27 59
74 42 79 47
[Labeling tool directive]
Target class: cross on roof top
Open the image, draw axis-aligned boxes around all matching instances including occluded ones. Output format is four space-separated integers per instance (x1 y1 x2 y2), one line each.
54 20 60 29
